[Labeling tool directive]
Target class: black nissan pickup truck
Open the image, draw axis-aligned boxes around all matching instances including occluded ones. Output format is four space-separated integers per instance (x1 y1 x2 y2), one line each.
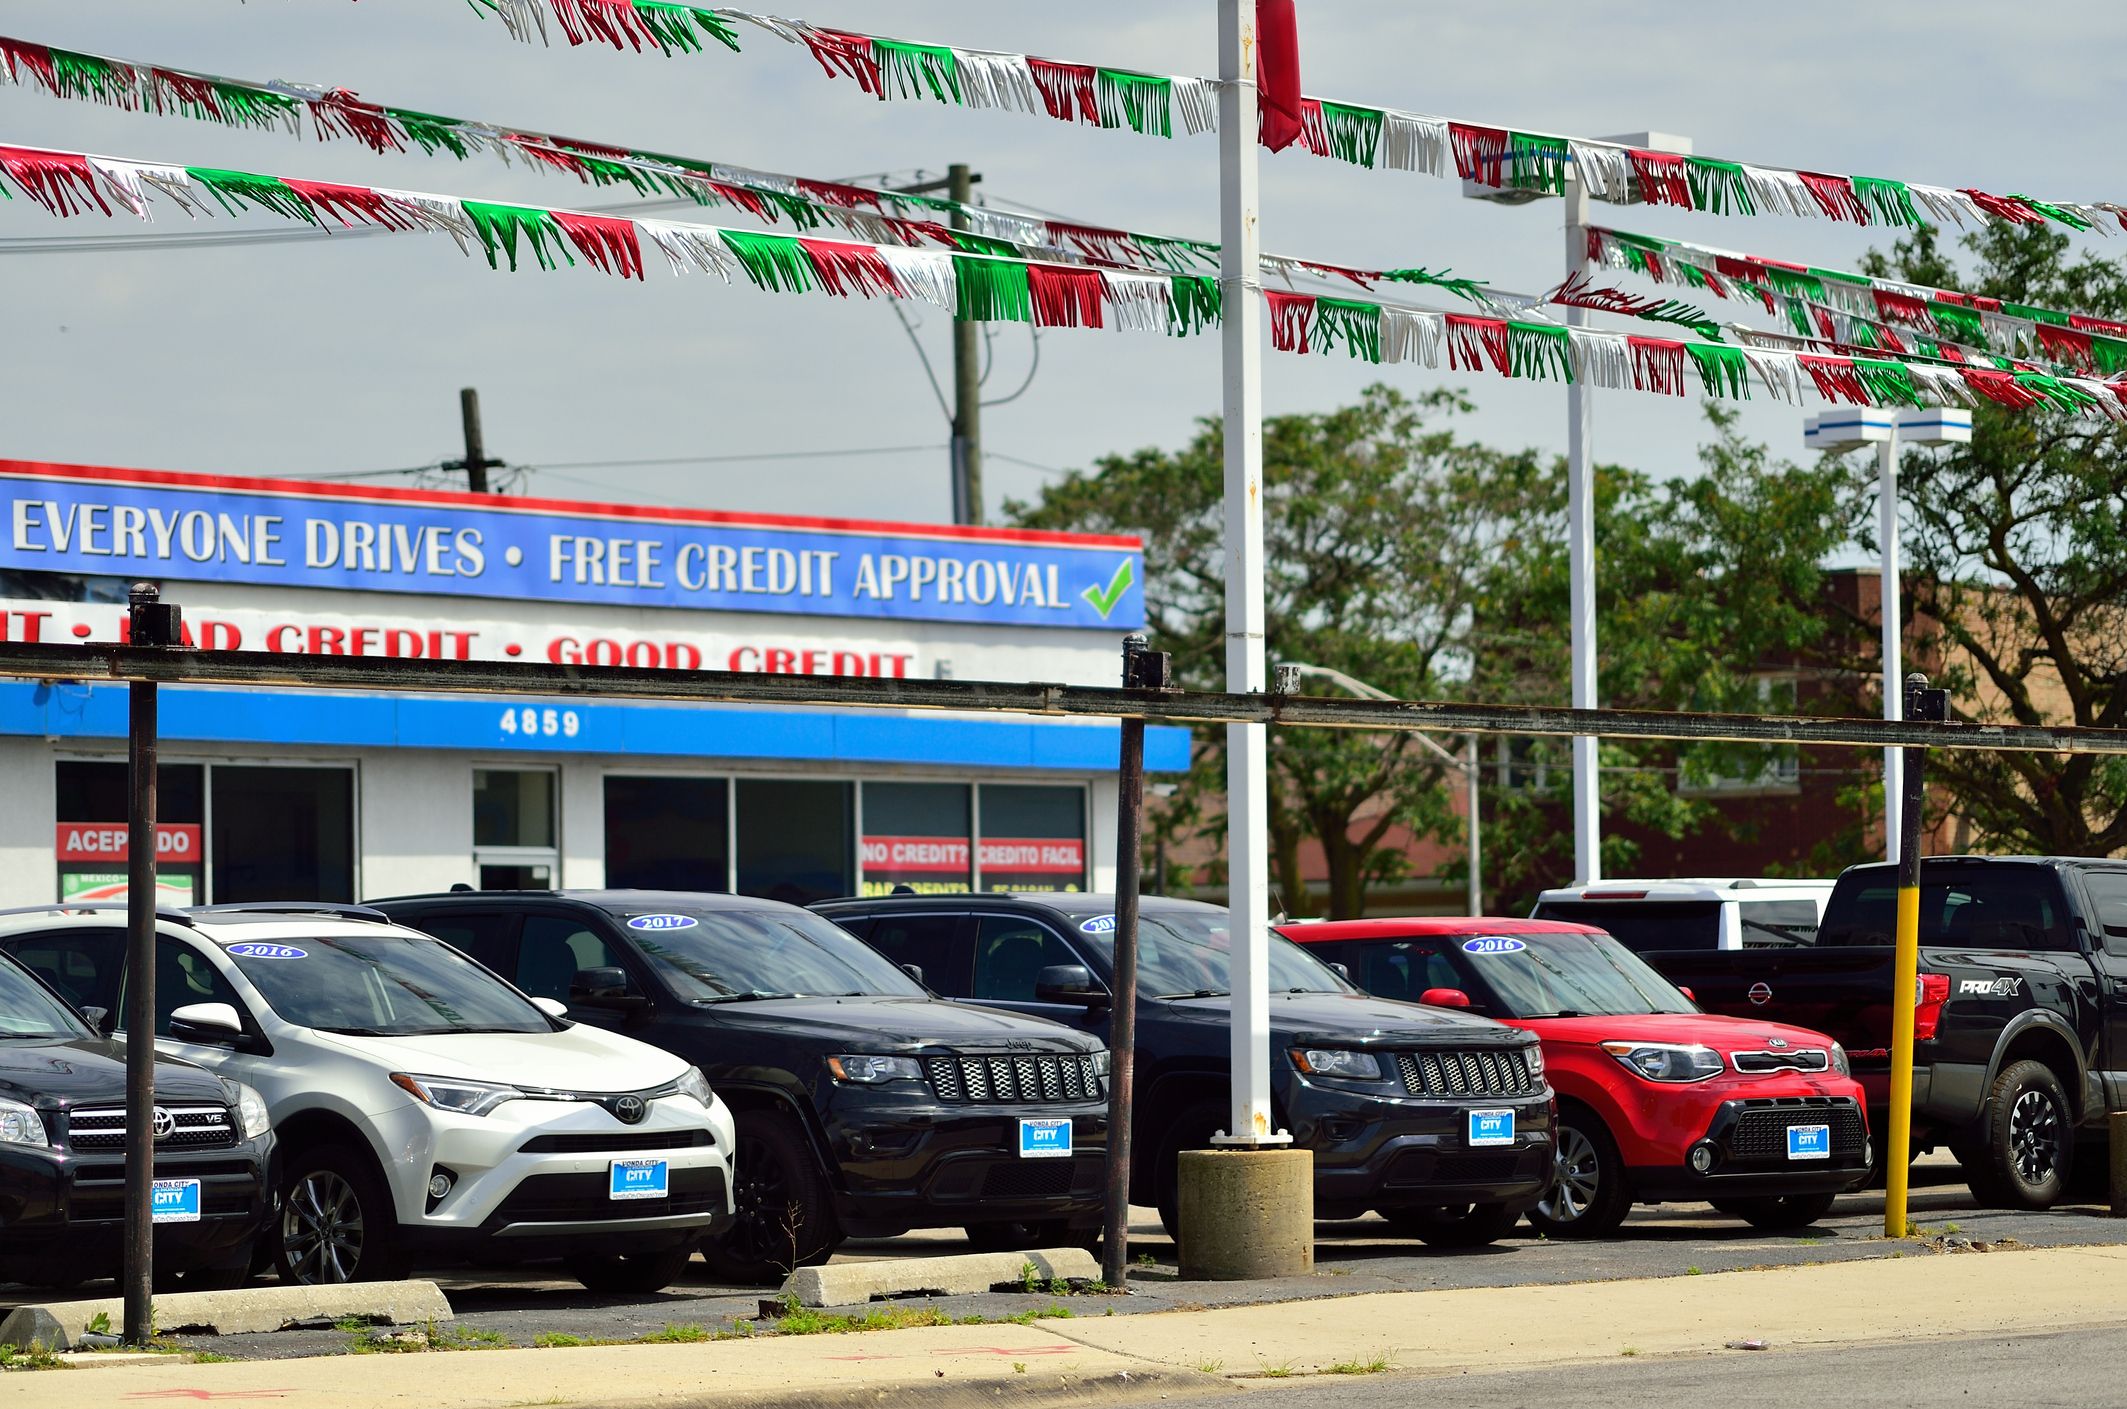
0 940 275 1288
814 893 1557 1248
1648 856 2127 1209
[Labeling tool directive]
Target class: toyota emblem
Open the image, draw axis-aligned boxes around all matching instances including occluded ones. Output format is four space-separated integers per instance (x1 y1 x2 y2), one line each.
1748 982 1773 1006
152 1107 177 1141
613 1095 647 1125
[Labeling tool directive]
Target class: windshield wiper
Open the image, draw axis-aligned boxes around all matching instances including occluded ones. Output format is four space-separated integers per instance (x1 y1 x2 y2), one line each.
693 991 799 1005
1153 989 1229 1000
315 1025 396 1036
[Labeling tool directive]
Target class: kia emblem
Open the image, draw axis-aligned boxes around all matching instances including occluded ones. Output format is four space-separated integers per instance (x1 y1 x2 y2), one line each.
1767 1036 1789 1049
152 1107 177 1141
613 1095 647 1125
1748 982 1773 1007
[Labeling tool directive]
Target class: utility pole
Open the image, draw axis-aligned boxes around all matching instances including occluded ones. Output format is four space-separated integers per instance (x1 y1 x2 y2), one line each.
450 387 499 494
947 163 983 526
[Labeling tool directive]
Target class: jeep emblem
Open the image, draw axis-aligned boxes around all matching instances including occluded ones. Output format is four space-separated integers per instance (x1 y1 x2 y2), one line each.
1748 982 1773 1006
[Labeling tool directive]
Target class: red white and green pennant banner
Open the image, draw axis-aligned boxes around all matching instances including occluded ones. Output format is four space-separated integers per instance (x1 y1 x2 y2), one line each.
0 31 1720 336
396 4 2126 236
1589 226 2127 379
5 139 2120 422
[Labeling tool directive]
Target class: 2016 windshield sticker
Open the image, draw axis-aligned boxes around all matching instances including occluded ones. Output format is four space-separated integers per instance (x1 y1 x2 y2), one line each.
1462 937 1527 955
626 914 700 932
1079 915 1117 935
227 943 307 959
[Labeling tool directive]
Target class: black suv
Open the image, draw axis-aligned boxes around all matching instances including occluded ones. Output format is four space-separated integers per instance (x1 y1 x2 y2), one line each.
0 939 275 1288
814 894 1557 1247
372 890 1109 1282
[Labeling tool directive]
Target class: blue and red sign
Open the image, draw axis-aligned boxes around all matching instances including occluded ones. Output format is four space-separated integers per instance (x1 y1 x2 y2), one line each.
0 463 1143 630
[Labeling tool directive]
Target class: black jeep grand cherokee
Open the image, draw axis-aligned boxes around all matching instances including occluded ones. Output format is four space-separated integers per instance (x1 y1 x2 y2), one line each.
815 894 1557 1247
0 941 274 1288
374 891 1110 1283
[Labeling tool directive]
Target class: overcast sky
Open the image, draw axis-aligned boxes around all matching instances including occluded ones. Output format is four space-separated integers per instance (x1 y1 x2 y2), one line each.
1 2 2122 524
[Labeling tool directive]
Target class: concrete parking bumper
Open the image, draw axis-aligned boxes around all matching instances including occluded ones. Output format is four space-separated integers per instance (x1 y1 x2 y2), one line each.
782 1247 1099 1306
0 1279 452 1350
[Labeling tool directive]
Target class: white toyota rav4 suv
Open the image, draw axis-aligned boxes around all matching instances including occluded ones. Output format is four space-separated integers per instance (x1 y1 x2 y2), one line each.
0 903 735 1292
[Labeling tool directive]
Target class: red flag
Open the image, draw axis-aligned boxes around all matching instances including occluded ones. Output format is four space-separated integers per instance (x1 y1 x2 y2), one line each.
1256 0 1303 152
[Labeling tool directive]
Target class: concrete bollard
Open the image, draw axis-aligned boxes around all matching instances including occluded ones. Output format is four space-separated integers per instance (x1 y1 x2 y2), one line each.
1175 1147 1314 1280
2111 1112 2127 1218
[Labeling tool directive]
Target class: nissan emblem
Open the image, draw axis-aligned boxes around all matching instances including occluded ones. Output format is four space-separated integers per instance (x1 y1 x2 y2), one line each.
1748 982 1773 1006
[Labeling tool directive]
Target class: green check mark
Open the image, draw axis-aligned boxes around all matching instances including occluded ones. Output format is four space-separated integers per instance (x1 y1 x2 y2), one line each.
1082 558 1135 620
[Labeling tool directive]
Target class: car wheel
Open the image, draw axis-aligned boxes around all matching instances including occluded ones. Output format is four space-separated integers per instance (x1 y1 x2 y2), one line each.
1708 1192 1839 1229
1526 1113 1631 1238
1376 1203 1521 1248
1971 1059 2073 1210
566 1243 697 1295
1154 1100 1228 1241
277 1145 408 1285
965 1220 1099 1253
698 1111 836 1286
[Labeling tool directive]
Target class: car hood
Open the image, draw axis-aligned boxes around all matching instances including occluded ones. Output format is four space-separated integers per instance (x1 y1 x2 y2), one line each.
1509 1012 1837 1052
1160 991 1528 1048
311 1024 689 1094
0 1037 227 1109
694 996 1100 1054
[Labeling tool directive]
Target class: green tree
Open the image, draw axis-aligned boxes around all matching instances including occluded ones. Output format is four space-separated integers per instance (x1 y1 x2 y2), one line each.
1857 225 2127 854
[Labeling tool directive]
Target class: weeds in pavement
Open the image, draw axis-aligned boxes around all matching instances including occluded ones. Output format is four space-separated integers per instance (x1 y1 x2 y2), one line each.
1011 1362 1027 1374
533 1332 591 1349
83 1312 111 1336
638 1325 714 1344
1196 1359 1225 1374
0 1341 67 1371
771 1297 953 1337
1945 1223 1961 1235
1257 1361 1296 1378
1686 1267 1703 1275
1019 1261 1041 1293
1327 1355 1392 1375
1136 1253 1157 1268
1620 1347 1640 1357
348 1321 505 1354
190 1351 236 1364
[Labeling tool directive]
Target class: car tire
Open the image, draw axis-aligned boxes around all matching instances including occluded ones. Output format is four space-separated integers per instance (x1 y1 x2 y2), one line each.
566 1243 698 1295
1708 1192 1839 1229
965 1220 1100 1253
1376 1203 1521 1248
276 1144 409 1285
1154 1100 1228 1241
699 1110 837 1286
1526 1112 1631 1239
1970 1059 2073 1210
163 1258 254 1292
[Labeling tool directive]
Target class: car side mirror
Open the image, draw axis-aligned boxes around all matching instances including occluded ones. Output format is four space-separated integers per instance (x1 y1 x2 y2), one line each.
569 966 648 1012
531 996 570 1020
1678 986 1697 1005
1419 987 1473 1009
80 1005 113 1036
169 1002 246 1047
1328 962 1352 982
1035 964 1108 1008
899 963 926 987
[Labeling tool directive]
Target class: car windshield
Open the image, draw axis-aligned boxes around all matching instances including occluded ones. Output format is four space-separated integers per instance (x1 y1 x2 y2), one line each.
224 934 554 1036
1448 932 1696 1018
621 908 926 1003
1068 910 1352 998
0 955 90 1039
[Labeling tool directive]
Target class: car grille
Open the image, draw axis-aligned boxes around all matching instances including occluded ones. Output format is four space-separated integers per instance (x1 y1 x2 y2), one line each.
926 1054 1103 1105
1732 1049 1831 1075
488 1167 726 1225
1382 1148 1549 1189
1728 1101 1867 1160
71 1159 262 1221
67 1104 239 1152
981 1161 1080 1201
1395 1049 1541 1099
518 1130 715 1155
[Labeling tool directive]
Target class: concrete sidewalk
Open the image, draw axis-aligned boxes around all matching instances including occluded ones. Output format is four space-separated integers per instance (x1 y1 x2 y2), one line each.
15 1245 2127 1406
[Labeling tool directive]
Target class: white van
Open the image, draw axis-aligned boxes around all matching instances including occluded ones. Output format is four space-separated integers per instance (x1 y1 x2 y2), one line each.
1530 878 1835 954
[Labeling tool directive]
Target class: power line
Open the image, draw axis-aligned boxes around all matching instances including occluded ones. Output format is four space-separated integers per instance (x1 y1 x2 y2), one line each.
528 444 949 473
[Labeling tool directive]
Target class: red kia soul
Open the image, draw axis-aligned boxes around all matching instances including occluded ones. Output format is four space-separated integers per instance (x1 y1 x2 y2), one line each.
1278 917 1872 1236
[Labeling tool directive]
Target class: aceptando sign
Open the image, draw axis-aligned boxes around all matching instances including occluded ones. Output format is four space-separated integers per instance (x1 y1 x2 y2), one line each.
0 463 1145 631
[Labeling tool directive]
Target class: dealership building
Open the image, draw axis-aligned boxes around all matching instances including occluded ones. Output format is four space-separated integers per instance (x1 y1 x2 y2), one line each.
0 462 1186 909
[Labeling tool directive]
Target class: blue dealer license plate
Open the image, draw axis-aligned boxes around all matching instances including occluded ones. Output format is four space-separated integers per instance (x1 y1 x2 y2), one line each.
1018 1118 1072 1159
151 1178 201 1224
1787 1124 1831 1161
1468 1109 1515 1147
609 1158 670 1200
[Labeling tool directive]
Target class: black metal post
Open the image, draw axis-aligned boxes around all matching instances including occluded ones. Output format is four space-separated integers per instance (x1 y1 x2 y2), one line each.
122 583 179 1345
459 388 491 494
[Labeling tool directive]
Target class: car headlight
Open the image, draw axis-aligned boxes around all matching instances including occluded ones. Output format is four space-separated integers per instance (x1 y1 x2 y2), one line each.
390 1073 522 1116
674 1066 716 1109
0 1097 47 1148
222 1080 271 1140
1829 1043 1851 1078
826 1055 924 1085
1601 1041 1724 1083
1291 1049 1382 1081
1090 1050 1111 1078
1522 1042 1546 1080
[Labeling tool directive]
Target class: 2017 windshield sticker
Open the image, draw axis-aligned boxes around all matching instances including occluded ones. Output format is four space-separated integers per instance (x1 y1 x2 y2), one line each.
1079 915 1117 935
1462 937 1527 955
227 943 307 959
627 914 700 932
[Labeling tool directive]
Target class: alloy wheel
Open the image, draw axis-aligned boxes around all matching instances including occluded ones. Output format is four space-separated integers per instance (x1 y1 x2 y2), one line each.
282 1171 365 1284
2009 1088 2062 1186
1538 1125 1600 1225
722 1130 796 1264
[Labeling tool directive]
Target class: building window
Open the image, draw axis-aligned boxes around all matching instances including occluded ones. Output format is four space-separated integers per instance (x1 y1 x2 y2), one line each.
1677 675 1803 797
474 768 558 890
977 785 1087 892
211 766 356 902
860 782 972 896
54 761 206 905
736 779 853 906
605 776 729 891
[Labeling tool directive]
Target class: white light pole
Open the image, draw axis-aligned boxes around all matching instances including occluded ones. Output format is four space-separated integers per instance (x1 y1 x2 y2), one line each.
1804 408 1971 860
1277 662 1483 915
1463 131 1690 885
